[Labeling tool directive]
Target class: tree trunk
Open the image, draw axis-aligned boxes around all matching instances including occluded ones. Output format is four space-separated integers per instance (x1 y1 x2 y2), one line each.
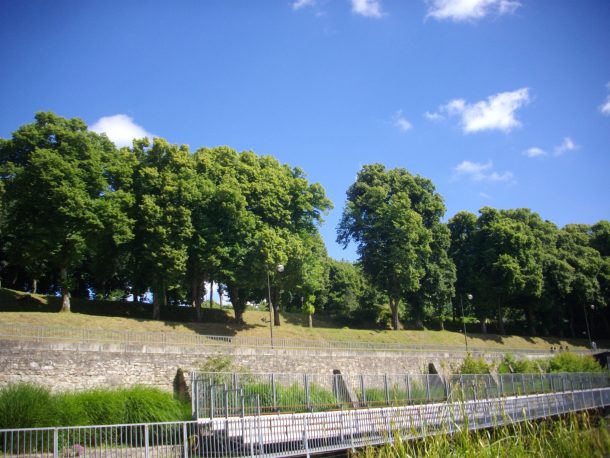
439 316 444 331
497 298 505 335
209 280 214 308
227 284 246 324
59 267 70 313
190 275 205 322
272 287 281 327
389 298 401 330
526 302 536 336
133 286 140 303
568 306 575 338
308 313 313 328
31 279 38 294
152 283 166 320
219 285 223 308
480 316 487 334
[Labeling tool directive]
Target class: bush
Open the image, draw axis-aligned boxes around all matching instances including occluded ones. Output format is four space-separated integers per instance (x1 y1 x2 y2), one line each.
459 354 491 374
547 352 604 373
498 353 541 374
0 384 191 428
0 383 56 428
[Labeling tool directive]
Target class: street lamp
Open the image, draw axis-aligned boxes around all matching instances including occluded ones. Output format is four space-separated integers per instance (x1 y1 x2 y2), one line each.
267 263 284 348
460 293 473 352
584 304 595 350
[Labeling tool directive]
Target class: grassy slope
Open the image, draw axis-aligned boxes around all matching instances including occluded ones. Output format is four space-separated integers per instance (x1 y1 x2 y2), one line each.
0 288 594 351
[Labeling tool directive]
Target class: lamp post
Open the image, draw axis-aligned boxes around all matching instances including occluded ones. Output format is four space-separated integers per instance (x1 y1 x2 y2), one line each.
460 293 472 352
584 304 594 350
267 263 284 348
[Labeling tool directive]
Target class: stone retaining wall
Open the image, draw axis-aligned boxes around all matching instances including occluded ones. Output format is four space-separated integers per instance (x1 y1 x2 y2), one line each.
0 339 535 393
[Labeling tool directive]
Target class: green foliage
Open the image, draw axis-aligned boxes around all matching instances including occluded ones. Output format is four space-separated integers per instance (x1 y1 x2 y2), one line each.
497 353 541 374
338 164 446 330
547 352 604 373
0 384 190 428
0 383 55 428
358 413 610 458
459 354 491 374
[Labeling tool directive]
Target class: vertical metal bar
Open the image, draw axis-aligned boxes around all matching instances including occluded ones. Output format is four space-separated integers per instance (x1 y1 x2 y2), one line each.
305 374 311 411
384 374 390 406
426 374 431 402
144 424 150 458
183 423 189 458
406 375 411 404
360 375 366 407
272 373 277 411
53 428 58 458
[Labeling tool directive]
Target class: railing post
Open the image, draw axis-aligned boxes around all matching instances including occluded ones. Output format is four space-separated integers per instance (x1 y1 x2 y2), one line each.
303 413 310 458
499 374 504 397
271 373 277 411
183 423 189 458
304 374 311 411
144 424 150 458
360 375 366 406
426 375 431 402
53 428 59 458
384 374 390 406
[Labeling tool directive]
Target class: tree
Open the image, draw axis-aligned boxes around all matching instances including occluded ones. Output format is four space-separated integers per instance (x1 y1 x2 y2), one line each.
338 164 445 330
0 112 132 311
130 138 195 319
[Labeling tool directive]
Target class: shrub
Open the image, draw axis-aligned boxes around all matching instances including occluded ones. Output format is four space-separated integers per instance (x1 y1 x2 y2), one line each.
498 353 541 374
0 383 56 428
459 354 491 374
0 384 190 428
547 352 603 373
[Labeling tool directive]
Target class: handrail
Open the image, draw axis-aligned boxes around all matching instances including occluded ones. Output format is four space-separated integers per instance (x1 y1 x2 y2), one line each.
0 322 597 355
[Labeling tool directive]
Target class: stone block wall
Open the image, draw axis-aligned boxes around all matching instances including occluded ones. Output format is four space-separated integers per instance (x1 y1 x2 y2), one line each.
0 339 530 393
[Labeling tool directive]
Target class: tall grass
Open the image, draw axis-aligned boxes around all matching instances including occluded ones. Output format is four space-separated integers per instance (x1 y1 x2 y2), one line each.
358 412 610 458
0 384 191 428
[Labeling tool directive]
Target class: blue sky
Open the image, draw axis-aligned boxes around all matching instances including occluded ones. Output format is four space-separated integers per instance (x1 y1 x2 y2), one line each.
1 0 609 262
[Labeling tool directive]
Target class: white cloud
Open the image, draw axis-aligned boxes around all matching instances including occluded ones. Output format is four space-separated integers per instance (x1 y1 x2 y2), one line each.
479 192 492 199
553 137 579 156
600 82 610 116
438 88 530 133
393 110 413 132
523 147 547 158
454 160 514 182
292 0 315 10
351 0 384 18
426 0 521 22
89 114 154 148
424 111 444 121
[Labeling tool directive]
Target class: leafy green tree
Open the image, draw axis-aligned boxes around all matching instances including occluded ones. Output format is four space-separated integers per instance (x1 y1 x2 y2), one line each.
0 112 132 311
338 164 445 330
131 138 195 319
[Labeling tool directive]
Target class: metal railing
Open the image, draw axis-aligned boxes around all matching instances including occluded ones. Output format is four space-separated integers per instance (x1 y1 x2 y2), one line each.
192 371 610 418
3 388 610 457
0 322 592 356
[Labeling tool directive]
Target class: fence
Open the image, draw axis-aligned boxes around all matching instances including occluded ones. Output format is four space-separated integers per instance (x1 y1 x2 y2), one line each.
3 387 610 458
0 322 590 356
191 371 610 418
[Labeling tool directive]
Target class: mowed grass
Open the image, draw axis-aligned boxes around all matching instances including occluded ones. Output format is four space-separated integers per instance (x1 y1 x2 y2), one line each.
0 288 594 351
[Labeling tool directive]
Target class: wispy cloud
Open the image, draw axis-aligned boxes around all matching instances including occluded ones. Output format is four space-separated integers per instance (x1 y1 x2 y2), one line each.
424 111 444 122
292 0 316 10
432 88 530 133
454 160 514 182
89 114 154 148
351 0 384 18
600 82 610 116
522 147 547 158
479 192 492 199
553 137 579 156
393 110 413 132
426 0 521 22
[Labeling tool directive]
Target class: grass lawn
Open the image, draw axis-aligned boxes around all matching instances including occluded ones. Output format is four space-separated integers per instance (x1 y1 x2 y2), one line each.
0 288 595 351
